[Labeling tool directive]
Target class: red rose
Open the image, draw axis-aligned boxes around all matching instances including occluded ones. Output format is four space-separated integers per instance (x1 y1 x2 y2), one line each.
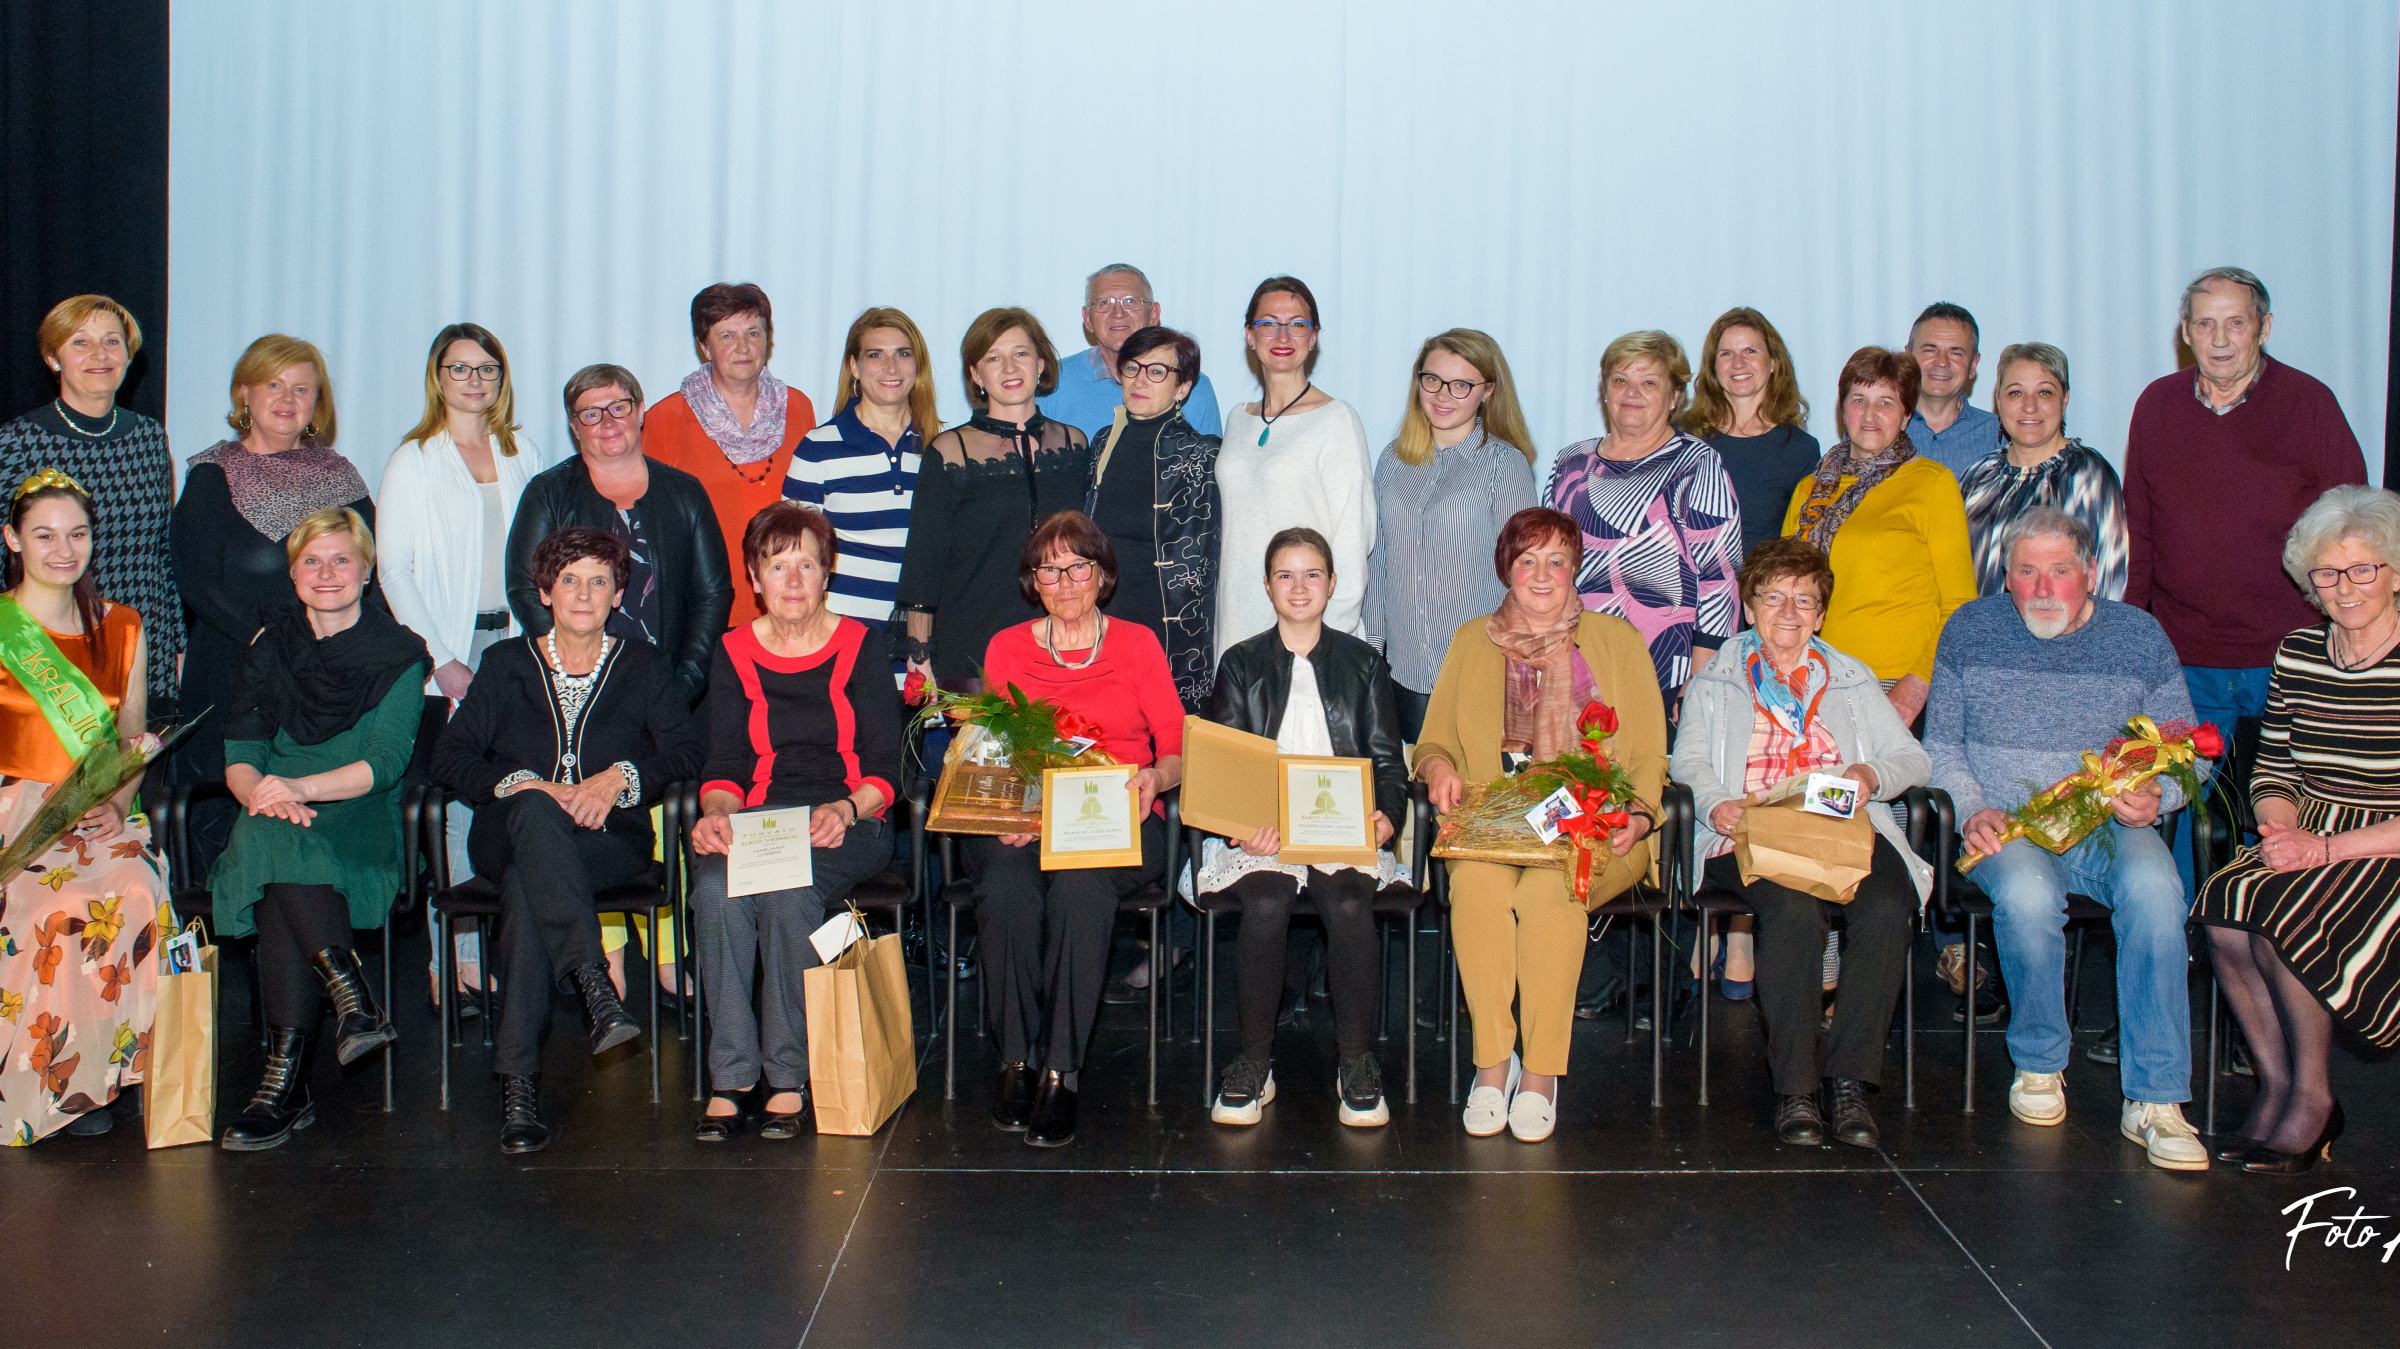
902 670 930 706
1577 701 1618 737
2191 723 2226 758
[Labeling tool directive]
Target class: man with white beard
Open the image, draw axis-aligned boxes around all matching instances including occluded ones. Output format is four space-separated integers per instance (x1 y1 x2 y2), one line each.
1924 506 2212 1170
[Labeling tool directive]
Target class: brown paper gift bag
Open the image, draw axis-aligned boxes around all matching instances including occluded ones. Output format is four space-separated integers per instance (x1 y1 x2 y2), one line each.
805 927 918 1135
1734 800 1874 903
144 932 218 1149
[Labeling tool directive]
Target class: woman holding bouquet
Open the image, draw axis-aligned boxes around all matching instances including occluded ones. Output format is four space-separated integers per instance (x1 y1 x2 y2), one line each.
214 508 429 1151
0 469 166 1143
1415 507 1666 1142
971 510 1183 1147
1670 537 1931 1148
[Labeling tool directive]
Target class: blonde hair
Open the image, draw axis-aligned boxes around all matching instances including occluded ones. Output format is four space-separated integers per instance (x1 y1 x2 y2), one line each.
404 322 523 458
834 307 943 439
285 505 376 571
1682 307 1810 436
1596 330 1691 434
38 294 142 362
228 334 338 444
1392 329 1536 469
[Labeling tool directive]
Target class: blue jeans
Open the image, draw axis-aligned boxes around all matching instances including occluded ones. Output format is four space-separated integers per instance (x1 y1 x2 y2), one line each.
2176 664 2270 895
1977 823 2193 1103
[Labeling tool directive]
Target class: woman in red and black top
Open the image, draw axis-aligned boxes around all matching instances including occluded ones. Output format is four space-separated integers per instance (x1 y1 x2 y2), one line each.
687 502 902 1142
976 510 1184 1148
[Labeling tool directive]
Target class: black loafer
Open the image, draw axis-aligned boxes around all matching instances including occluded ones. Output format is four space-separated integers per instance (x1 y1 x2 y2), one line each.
759 1088 809 1141
1024 1069 1077 1148
992 1061 1035 1132
1827 1078 1880 1149
694 1093 749 1143
1774 1093 1826 1146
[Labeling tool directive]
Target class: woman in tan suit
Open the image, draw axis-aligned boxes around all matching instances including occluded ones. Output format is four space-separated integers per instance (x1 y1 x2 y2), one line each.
1416 506 1666 1142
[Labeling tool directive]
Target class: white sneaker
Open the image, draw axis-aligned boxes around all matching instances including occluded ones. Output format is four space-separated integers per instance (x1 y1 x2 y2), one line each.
2008 1070 2067 1126
2121 1100 2209 1171
1462 1054 1520 1137
1508 1082 1557 1143
1209 1059 1275 1127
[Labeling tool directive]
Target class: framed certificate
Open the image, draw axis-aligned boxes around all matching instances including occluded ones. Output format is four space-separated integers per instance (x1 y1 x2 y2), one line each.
727 807 814 897
1039 763 1142 870
1277 755 1378 866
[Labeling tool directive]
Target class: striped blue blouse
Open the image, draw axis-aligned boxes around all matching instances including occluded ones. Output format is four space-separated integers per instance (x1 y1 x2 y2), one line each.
781 401 922 624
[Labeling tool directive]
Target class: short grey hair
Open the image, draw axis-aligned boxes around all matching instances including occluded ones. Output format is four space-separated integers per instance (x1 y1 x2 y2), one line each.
2284 485 2400 612
2180 266 2271 324
1993 341 2070 394
2005 505 2097 571
1084 263 1153 304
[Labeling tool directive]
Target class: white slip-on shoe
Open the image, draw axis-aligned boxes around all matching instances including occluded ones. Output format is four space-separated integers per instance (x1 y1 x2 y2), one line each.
1508 1081 1557 1143
2008 1070 2067 1126
2121 1099 2209 1171
1462 1054 1521 1137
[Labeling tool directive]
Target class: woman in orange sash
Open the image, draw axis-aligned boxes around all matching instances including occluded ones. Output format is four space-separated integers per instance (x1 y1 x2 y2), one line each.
0 468 164 1144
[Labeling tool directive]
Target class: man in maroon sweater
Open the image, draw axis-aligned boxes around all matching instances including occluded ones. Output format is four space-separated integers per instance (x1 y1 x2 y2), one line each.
2123 265 2365 891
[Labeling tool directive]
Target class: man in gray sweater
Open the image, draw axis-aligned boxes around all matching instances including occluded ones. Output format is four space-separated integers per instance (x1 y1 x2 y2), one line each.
1925 506 2211 1171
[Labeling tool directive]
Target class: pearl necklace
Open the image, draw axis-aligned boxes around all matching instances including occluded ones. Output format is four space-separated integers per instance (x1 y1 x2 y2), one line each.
54 399 117 439
1040 616 1106 670
544 630 613 775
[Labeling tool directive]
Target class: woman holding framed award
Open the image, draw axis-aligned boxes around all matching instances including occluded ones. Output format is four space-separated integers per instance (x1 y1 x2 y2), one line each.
0 469 167 1143
1415 507 1667 1142
972 510 1184 1147
1197 526 1406 1128
686 502 903 1142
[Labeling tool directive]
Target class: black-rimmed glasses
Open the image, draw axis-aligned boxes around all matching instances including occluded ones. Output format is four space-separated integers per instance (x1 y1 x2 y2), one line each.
2308 562 2390 589
1032 560 1097 586
572 398 638 427
1417 372 1489 400
1119 359 1182 386
442 362 503 383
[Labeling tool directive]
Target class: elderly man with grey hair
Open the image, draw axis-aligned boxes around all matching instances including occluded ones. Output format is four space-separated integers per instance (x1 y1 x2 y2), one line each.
1925 505 2213 1169
1038 263 1222 438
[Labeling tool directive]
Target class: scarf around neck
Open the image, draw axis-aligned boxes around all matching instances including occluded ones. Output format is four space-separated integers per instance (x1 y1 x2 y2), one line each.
223 603 428 747
1486 595 1584 760
1794 433 1916 552
191 439 369 541
1738 629 1833 740
681 367 790 464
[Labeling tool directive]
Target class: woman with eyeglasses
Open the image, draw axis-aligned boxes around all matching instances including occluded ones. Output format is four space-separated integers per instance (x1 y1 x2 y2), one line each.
1213 277 1374 661
1362 329 1537 740
1082 325 1221 710
504 365 732 709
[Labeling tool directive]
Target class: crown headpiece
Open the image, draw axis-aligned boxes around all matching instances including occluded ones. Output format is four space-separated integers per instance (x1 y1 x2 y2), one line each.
13 467 86 502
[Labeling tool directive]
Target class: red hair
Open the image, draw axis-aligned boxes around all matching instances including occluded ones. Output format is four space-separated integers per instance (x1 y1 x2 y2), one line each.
1493 507 1583 584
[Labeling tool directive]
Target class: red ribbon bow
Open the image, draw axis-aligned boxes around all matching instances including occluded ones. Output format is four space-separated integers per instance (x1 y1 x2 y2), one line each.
1554 785 1630 903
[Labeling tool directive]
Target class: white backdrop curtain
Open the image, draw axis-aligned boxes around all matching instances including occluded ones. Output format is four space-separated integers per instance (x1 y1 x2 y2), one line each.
168 0 2397 492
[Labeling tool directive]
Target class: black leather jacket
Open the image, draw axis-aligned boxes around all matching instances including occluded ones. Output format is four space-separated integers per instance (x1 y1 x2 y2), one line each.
1206 626 1406 817
504 454 732 709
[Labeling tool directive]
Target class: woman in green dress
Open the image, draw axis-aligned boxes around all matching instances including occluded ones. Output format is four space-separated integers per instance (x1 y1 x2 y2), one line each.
215 506 428 1151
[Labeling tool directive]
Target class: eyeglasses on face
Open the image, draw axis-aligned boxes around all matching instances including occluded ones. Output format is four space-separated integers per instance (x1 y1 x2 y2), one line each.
1753 591 1823 613
1033 560 1097 586
443 362 503 383
1118 359 1181 385
1088 296 1150 313
572 398 638 427
2308 561 2390 589
1417 372 1489 400
1249 317 1318 337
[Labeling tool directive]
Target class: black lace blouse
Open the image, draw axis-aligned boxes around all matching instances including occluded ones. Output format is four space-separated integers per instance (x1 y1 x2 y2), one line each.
894 414 1090 684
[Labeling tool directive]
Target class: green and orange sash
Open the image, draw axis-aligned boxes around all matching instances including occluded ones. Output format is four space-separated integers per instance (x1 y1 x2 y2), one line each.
0 596 115 761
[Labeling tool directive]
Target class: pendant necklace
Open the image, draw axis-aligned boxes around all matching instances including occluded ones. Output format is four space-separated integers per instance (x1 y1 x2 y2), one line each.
1256 382 1314 447
1041 615 1107 670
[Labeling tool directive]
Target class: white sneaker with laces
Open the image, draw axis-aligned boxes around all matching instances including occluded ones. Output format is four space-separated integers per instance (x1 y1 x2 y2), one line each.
2009 1070 2067 1126
1462 1054 1520 1137
2121 1099 2209 1171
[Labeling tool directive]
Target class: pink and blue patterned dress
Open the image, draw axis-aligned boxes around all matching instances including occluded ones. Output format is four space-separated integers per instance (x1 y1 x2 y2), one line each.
1545 433 1742 701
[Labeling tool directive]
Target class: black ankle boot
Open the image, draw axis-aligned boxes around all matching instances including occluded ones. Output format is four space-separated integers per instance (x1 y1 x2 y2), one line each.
221 1028 315 1151
499 1074 551 1155
1025 1069 1077 1148
570 960 641 1056
992 1061 1035 1132
310 948 396 1067
1827 1077 1879 1149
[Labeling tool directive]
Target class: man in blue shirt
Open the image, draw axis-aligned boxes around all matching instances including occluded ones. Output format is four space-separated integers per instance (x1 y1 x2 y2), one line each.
1905 301 2003 479
1039 263 1222 438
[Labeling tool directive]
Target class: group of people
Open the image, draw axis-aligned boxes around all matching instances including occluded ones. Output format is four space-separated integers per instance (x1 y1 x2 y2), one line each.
0 263 2385 1176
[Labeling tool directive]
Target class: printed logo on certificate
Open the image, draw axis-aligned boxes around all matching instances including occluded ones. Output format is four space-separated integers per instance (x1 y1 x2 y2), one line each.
1276 755 1378 866
727 807 814 897
1039 763 1142 870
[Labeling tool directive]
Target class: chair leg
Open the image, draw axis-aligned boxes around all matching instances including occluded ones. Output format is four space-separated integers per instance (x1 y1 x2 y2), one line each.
2068 925 2087 1033
648 908 662 1106
1963 914 1980 1114
1696 910 1712 1107
944 906 958 1102
1649 913 1664 1110
436 911 453 1112
1377 920 1393 1043
1446 906 1461 1106
1202 910 1217 1110
691 901 708 1105
1623 922 1638 1044
1146 907 1159 1109
1903 920 1917 1111
1405 908 1419 1106
2204 975 2220 1136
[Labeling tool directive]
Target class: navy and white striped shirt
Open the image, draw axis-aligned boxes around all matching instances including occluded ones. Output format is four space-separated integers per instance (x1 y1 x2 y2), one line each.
782 402 921 624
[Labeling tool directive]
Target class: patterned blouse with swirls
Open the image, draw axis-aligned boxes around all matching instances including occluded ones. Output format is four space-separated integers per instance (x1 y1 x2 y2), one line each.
1545 432 1742 700
1956 439 2129 601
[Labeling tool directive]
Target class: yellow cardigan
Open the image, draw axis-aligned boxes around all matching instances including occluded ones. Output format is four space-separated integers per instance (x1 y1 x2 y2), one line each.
1782 457 1976 682
1413 610 1668 876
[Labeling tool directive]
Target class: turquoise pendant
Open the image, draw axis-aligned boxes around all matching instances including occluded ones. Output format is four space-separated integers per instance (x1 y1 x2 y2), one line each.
1257 425 1270 447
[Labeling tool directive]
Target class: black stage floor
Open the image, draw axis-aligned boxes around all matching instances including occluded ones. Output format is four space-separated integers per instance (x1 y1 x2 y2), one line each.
5 922 2394 1349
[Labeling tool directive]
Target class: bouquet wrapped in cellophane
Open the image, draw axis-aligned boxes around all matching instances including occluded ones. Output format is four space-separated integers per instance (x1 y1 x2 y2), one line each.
1956 715 2223 875
0 719 197 887
1432 700 1642 903
907 672 1118 836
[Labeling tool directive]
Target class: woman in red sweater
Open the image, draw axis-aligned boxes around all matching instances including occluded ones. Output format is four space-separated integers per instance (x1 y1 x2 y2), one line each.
643 282 819 626
973 510 1183 1147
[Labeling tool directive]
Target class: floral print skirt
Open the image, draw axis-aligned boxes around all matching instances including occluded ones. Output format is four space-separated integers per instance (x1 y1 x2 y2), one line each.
0 778 169 1144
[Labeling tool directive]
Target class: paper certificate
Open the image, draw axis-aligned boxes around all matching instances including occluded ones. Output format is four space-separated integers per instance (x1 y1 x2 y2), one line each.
1277 755 1378 866
727 807 815 897
1039 763 1142 870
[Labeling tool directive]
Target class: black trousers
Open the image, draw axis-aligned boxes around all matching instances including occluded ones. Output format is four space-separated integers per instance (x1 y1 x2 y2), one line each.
468 792 652 1077
1705 837 1915 1096
256 882 355 1030
970 814 1166 1073
1223 867 1380 1062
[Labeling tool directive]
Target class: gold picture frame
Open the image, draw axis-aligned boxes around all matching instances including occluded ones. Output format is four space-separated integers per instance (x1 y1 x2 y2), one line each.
1039 763 1143 870
1276 755 1378 866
